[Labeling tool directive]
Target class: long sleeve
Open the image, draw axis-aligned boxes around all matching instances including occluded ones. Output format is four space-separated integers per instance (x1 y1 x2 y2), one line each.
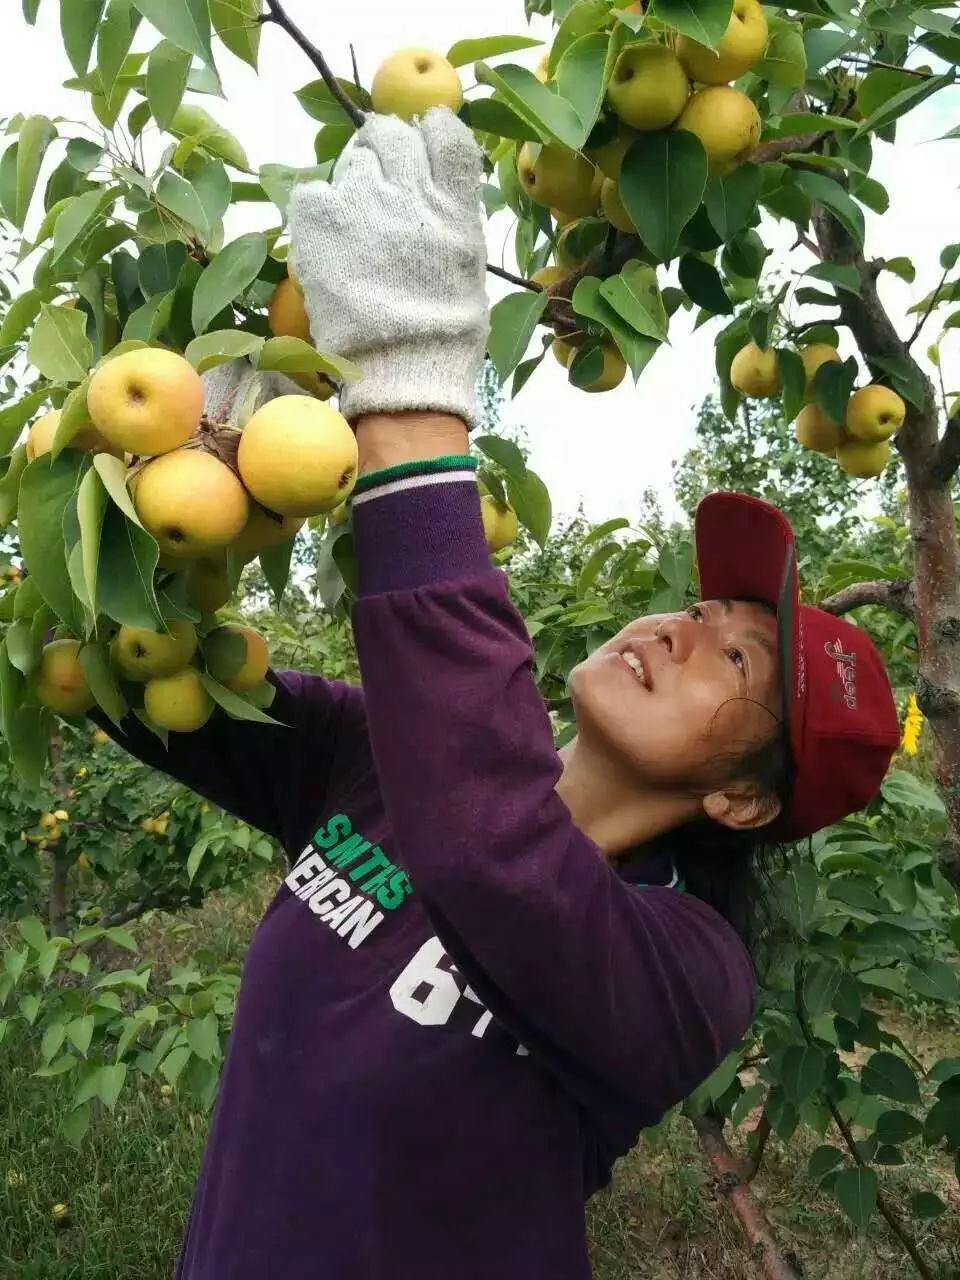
95 670 364 858
350 467 755 1115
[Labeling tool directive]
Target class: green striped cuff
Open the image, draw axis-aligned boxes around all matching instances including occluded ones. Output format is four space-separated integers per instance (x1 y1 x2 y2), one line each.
352 454 477 499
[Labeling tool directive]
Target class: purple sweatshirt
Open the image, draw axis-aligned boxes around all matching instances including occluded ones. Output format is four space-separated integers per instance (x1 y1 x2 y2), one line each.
106 467 755 1280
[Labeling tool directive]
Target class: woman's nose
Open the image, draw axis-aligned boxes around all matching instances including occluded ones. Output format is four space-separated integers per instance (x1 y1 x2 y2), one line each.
655 616 695 663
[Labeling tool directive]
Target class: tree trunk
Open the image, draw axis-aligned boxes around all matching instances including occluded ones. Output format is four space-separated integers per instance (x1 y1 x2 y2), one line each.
814 208 960 892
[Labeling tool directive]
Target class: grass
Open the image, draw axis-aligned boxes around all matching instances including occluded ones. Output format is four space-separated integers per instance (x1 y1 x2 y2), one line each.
2 875 958 1280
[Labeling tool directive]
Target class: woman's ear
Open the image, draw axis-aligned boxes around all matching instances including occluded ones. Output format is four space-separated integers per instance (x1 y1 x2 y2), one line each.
702 785 782 831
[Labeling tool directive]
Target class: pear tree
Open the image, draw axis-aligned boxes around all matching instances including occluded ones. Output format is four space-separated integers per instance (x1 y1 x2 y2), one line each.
0 0 959 1272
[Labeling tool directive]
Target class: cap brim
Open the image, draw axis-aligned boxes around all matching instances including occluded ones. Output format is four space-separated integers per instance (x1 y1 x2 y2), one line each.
694 492 805 815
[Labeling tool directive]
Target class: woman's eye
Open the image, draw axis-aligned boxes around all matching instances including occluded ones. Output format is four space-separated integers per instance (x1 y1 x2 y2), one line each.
687 605 704 621
727 648 745 670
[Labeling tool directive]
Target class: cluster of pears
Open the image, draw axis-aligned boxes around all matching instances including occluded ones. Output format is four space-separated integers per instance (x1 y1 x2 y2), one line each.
730 341 907 477
519 0 769 392
33 619 270 735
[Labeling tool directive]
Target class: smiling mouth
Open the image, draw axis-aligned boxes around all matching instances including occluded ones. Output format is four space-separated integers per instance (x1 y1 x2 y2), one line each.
620 650 649 689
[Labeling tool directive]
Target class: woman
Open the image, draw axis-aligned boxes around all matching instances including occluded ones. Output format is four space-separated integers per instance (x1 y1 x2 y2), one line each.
106 111 899 1279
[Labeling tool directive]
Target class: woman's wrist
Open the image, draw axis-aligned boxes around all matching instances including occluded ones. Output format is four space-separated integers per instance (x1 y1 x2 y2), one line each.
354 413 470 476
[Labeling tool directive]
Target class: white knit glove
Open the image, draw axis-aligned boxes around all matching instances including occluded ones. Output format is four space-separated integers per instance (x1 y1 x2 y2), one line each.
202 359 307 426
288 108 489 429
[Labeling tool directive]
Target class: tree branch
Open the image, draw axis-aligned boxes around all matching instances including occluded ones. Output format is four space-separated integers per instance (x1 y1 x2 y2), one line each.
260 0 366 129
486 263 541 291
820 579 915 619
744 1109 772 1182
928 414 960 486
840 56 933 79
752 132 829 166
826 1099 936 1280
907 266 950 350
689 1111 803 1280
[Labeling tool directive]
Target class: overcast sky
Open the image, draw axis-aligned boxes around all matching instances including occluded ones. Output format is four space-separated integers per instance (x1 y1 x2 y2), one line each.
1 1 957 525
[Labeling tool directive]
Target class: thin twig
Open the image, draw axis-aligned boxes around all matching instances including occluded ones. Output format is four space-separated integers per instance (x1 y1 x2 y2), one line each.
744 1109 772 1182
826 1099 936 1280
820 579 915 619
350 43 361 91
840 56 933 79
907 266 951 349
260 0 366 129
486 262 542 291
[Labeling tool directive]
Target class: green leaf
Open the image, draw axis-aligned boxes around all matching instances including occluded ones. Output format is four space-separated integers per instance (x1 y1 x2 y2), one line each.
210 0 261 68
67 1014 95 1056
156 170 208 237
778 347 805 425
53 185 119 263
756 20 806 88
703 165 761 243
18 452 86 628
97 1061 127 1112
131 0 213 64
474 62 586 149
447 34 542 67
555 33 609 138
0 290 43 349
768 113 856 140
572 277 660 382
169 105 250 171
42 1021 67 1064
6 618 40 676
792 172 864 248
650 0 734 47
15 115 57 228
257 336 358 383
598 260 669 342
780 1044 826 1103
805 262 861 297
808 1144 844 1182
94 967 151 992
813 358 857 429
802 955 842 1018
778 860 818 936
905 959 960 1003
475 435 527 477
856 74 952 140
192 231 267 334
620 131 708 263
146 39 192 130
61 0 105 76
185 329 263 373
62 1101 91 1147
910 1192 946 1220
27 304 92 383
875 1110 922 1145
505 468 551 548
183 153 232 239
186 1010 221 1062
487 290 549 383
678 254 732 315
881 769 945 814
17 916 48 950
577 542 620 597
293 79 370 125
138 241 188 297
96 502 162 630
0 389 50 456
861 1052 921 1105
460 100 540 143
52 382 95 460
97 0 141 101
834 1166 877 1230
200 673 280 725
79 642 128 725
259 536 294 606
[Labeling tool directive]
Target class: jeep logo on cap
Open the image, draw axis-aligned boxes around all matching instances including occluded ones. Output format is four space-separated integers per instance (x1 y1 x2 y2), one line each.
824 640 858 711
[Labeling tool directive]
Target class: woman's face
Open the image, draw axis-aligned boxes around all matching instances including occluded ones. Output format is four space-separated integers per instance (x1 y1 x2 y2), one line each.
568 599 783 793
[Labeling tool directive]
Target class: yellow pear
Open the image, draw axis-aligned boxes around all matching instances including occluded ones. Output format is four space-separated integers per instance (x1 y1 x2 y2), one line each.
588 129 637 180
836 438 891 477
600 178 636 233
555 221 588 269
570 342 627 392
87 349 204 456
607 45 690 132
33 639 95 716
205 624 269 693
233 504 304 557
268 277 312 342
676 0 769 85
111 621 198 683
26 410 116 461
371 47 463 119
185 557 233 614
800 343 841 397
92 727 111 747
39 812 58 830
328 499 351 527
676 86 761 174
238 396 358 518
552 335 582 367
551 207 578 228
795 404 843 454
532 265 568 290
846 385 906 442
134 451 250 560
289 371 335 400
534 53 551 84
517 144 598 217
730 342 780 397
480 495 519 553
144 668 214 734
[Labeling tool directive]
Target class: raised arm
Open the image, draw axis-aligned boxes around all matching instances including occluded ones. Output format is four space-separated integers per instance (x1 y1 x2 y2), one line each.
289 112 755 1113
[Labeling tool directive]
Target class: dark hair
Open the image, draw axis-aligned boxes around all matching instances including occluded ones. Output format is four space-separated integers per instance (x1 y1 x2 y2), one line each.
641 728 794 971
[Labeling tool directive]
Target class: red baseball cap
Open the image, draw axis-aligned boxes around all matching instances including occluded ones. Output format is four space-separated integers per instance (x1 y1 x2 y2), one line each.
695 492 900 841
